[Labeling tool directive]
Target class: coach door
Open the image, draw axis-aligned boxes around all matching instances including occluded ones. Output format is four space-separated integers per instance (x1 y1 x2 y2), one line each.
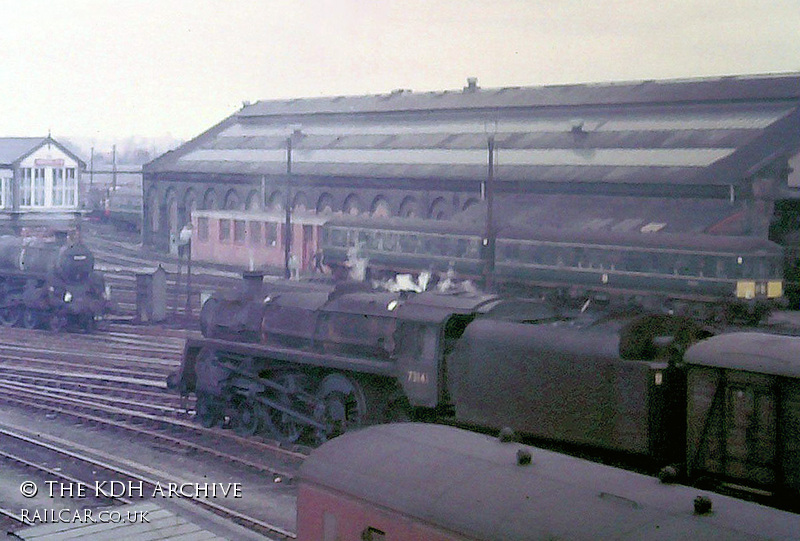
724 379 777 486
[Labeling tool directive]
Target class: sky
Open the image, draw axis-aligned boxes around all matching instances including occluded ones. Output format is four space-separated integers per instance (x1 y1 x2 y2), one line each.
1 0 799 144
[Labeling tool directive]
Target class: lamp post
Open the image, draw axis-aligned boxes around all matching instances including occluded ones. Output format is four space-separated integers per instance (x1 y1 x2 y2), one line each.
483 135 496 291
179 225 193 314
284 128 304 280
284 135 293 279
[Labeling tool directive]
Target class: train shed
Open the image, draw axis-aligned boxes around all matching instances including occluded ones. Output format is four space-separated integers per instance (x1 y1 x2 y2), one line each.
143 73 800 254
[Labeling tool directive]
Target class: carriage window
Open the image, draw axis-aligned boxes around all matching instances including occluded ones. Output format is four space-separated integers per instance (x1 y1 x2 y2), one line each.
539 246 559 266
383 233 397 252
368 231 382 250
649 253 671 274
623 251 648 273
197 218 209 242
329 228 346 247
265 222 277 246
249 221 261 245
219 219 230 242
398 234 418 254
560 247 577 268
769 257 781 277
234 220 246 243
426 235 449 256
755 258 768 279
716 258 732 278
456 238 469 258
587 248 609 270
517 243 534 263
501 243 519 262
466 239 480 258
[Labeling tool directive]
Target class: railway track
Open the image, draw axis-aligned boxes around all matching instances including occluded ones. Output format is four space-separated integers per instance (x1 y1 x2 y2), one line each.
0 332 307 474
0 423 297 539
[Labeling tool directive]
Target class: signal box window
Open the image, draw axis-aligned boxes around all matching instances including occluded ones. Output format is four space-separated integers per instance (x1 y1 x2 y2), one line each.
219 219 230 242
65 168 77 206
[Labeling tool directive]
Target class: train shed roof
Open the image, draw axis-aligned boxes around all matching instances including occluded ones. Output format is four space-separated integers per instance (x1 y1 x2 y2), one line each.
300 423 800 541
146 73 800 190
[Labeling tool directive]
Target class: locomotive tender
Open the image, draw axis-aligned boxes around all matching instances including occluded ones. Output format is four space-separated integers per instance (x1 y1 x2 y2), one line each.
0 235 107 331
297 423 800 541
172 274 800 498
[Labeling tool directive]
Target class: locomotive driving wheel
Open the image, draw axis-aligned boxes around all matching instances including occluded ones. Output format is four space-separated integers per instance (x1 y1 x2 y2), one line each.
256 374 308 443
0 305 22 327
48 312 68 332
77 314 95 333
313 373 369 444
22 308 41 329
232 398 263 436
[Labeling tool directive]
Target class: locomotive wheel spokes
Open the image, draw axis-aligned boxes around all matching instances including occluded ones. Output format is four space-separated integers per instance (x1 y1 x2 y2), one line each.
77 314 95 333
0 305 22 327
233 399 261 436
22 308 40 329
195 392 224 428
271 409 303 443
268 374 309 443
314 373 368 443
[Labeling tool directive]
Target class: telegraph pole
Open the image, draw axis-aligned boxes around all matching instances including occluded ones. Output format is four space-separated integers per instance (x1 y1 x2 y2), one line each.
284 136 292 279
112 145 117 192
483 135 496 291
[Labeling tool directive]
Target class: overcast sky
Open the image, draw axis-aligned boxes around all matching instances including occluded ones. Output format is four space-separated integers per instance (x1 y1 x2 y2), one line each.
1 0 799 142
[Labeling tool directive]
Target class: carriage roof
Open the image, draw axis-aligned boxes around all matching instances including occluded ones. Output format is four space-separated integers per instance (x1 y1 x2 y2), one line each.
685 332 800 377
300 423 800 540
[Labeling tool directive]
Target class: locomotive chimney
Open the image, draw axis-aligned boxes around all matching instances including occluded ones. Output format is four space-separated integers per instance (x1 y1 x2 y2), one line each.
242 271 265 299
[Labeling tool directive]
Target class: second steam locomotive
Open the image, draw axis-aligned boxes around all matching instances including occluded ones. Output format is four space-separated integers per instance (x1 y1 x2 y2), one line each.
0 235 108 331
172 276 799 502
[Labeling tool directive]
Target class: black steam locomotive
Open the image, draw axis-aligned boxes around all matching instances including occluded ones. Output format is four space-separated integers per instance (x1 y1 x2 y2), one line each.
172 276 800 500
0 235 108 331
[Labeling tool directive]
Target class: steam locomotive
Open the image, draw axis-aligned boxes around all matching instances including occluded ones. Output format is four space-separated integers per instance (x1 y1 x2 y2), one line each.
0 235 108 331
172 275 800 499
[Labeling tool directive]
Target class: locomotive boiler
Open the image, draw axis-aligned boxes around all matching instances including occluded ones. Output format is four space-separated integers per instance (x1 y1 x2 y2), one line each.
0 235 108 331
